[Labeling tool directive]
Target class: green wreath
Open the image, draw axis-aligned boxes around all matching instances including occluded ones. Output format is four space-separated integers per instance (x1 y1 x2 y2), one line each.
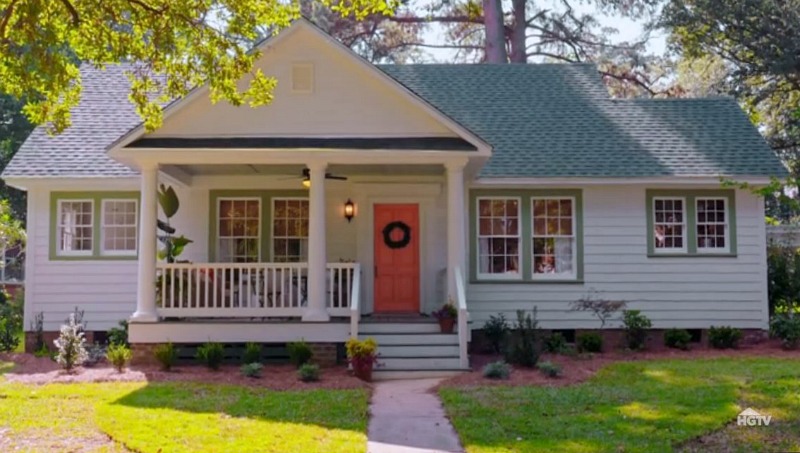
382 221 412 249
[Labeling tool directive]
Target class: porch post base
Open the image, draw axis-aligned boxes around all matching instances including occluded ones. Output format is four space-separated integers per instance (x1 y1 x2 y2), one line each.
129 312 159 323
301 309 330 322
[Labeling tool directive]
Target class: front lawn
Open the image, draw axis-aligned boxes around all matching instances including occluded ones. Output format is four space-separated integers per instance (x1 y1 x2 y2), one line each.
440 358 800 453
0 363 369 452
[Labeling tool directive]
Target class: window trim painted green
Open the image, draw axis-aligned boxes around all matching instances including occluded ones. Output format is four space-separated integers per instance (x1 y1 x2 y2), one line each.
49 191 141 261
470 189 584 284
208 190 308 262
645 189 737 257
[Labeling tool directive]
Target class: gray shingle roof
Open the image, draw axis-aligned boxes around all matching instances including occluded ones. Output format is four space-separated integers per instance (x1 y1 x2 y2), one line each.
379 63 787 178
3 62 787 179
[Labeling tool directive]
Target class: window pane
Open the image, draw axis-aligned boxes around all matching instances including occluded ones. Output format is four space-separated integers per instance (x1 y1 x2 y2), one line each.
532 198 575 277
273 199 309 262
696 198 727 250
653 198 685 251
218 198 260 262
102 199 138 253
58 201 94 253
477 198 521 276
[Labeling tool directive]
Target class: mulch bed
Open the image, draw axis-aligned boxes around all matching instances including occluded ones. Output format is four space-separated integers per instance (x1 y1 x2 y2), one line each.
0 353 369 390
440 339 800 389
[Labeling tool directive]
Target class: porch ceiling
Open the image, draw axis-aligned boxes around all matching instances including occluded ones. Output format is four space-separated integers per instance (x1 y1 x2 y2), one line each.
179 163 445 177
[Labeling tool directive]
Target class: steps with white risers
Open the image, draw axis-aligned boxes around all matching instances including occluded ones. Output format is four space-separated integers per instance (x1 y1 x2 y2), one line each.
359 320 469 380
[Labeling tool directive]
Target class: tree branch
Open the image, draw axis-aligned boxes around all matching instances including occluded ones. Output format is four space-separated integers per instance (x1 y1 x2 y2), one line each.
58 0 80 26
0 0 20 41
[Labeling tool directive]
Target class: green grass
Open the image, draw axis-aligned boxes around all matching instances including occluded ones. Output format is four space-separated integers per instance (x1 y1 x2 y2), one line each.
0 372 369 452
440 358 800 453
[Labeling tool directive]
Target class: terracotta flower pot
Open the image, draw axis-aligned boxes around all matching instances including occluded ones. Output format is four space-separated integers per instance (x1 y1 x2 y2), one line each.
352 360 374 382
438 317 455 333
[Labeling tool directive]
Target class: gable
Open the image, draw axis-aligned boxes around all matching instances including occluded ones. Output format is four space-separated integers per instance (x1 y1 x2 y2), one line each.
147 25 458 139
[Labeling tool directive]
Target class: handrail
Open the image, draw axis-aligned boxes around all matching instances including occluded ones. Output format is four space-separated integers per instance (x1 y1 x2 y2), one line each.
455 266 469 368
349 263 362 338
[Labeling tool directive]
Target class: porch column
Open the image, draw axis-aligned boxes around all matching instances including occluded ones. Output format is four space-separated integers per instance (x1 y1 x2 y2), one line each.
446 161 468 300
131 163 159 322
303 162 331 322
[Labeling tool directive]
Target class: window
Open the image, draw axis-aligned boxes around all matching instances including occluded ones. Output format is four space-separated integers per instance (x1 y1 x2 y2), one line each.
272 198 309 262
652 197 686 253
57 200 94 255
646 190 736 256
532 198 576 279
217 198 261 262
696 198 729 252
477 198 521 278
101 200 138 255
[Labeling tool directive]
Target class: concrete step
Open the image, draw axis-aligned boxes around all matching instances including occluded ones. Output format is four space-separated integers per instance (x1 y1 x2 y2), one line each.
360 333 458 346
379 356 463 370
359 322 440 334
378 344 460 358
372 369 468 380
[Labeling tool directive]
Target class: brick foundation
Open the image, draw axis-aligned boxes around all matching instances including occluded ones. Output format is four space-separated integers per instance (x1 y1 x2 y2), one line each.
130 343 161 366
308 342 339 367
25 331 96 353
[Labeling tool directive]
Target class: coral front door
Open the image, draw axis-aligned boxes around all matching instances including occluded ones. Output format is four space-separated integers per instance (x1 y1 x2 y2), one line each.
374 204 420 313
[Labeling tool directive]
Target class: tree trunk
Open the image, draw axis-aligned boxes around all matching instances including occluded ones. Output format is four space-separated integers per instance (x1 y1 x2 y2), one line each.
509 0 527 63
482 0 507 63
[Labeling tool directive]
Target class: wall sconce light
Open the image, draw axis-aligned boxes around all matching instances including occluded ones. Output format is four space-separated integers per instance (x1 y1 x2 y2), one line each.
344 198 355 222
302 176 311 189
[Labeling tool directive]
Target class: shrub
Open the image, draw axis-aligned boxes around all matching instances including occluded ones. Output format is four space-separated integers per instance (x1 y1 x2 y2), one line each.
106 344 132 372
506 308 540 367
708 326 742 349
287 340 313 367
54 314 88 372
537 360 562 378
482 361 511 380
34 345 51 358
0 318 19 352
576 332 603 353
569 292 627 328
431 301 458 320
83 342 106 367
297 363 320 382
0 288 21 352
543 332 568 354
197 342 225 370
664 328 692 350
240 362 263 378
622 310 652 350
483 314 509 354
154 343 178 371
770 312 800 349
107 320 129 347
242 342 262 364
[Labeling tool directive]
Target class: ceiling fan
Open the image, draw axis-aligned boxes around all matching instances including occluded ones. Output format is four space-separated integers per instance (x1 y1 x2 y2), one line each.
300 168 347 188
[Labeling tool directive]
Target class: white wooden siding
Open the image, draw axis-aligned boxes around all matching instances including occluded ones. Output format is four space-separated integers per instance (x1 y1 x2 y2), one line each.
466 186 769 330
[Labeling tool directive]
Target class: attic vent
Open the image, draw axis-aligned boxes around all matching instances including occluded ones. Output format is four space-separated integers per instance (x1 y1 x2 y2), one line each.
291 63 314 93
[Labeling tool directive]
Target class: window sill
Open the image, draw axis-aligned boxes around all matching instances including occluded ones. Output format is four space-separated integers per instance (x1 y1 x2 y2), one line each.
471 279 584 285
647 253 737 258
50 255 138 261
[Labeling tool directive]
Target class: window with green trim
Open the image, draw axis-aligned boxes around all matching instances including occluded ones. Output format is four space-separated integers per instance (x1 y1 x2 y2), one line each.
57 200 94 256
646 190 736 256
532 197 576 279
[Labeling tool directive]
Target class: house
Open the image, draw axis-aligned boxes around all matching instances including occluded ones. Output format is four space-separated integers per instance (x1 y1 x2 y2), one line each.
2 19 786 374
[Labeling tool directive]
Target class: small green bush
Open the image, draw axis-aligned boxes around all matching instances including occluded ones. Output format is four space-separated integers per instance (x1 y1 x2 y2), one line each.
107 320 129 347
34 345 51 358
297 363 320 382
537 360 562 378
770 312 800 349
482 361 511 380
708 326 742 349
240 362 263 378
154 342 178 371
543 332 568 354
506 309 540 367
106 344 132 372
622 310 652 350
0 318 20 352
576 332 603 353
242 342 262 364
664 328 692 350
83 342 106 367
287 340 313 367
483 313 509 354
197 342 225 370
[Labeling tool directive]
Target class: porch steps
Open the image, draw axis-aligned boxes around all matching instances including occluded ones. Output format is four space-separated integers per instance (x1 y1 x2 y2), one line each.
359 320 468 380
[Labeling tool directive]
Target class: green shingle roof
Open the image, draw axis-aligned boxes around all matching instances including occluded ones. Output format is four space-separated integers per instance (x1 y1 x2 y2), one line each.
380 63 787 178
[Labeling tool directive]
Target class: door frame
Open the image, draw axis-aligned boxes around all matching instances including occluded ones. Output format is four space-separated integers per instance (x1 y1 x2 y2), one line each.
354 186 440 315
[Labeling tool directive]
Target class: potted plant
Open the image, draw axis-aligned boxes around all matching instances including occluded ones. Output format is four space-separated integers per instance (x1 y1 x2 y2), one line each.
346 337 380 382
432 300 458 333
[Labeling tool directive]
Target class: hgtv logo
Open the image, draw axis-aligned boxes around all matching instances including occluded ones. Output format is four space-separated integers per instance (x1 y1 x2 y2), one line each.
737 408 772 427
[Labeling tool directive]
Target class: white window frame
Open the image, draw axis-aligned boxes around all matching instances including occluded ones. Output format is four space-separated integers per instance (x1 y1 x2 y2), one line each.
531 196 577 281
476 196 523 281
100 199 138 256
217 197 262 262
652 196 688 254
271 197 309 263
56 199 94 257
696 197 730 254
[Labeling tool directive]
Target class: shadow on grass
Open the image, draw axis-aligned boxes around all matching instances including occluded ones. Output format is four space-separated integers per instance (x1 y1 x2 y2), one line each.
97 382 369 453
441 358 800 453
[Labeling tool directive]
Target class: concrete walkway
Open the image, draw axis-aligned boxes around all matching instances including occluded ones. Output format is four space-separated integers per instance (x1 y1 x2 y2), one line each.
367 378 464 453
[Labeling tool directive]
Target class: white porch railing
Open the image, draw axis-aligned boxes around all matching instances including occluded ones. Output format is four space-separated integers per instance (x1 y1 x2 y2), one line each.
455 266 469 369
156 262 357 318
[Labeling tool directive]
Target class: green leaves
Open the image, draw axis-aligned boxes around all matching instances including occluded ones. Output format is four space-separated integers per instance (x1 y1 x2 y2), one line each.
158 184 179 219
